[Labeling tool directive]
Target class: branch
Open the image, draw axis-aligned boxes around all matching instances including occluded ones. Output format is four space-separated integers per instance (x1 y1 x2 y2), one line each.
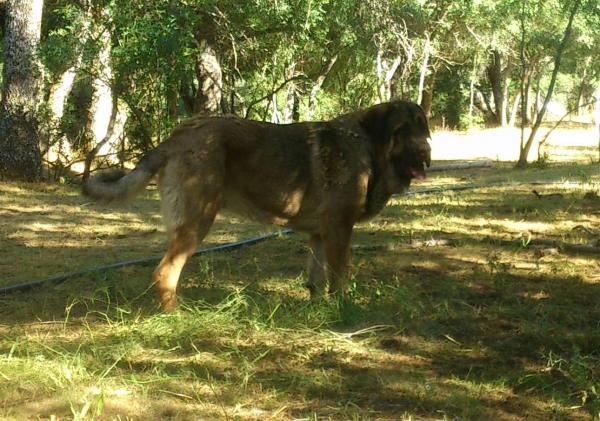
244 74 308 119
465 24 487 49
573 225 600 237
537 98 599 155
82 90 119 182
520 0 582 163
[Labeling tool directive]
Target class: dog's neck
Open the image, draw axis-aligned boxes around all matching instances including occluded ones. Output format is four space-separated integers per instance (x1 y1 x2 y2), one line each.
363 153 414 221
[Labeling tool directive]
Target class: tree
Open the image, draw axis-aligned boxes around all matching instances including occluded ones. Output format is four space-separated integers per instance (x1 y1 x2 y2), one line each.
517 0 582 167
0 0 44 181
7 0 597 179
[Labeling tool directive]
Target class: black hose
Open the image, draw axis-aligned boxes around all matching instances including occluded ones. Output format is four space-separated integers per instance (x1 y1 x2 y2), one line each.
0 229 293 295
403 180 579 196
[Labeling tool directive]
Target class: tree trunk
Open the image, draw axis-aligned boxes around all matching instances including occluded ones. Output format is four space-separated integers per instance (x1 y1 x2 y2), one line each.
517 0 581 167
376 51 401 104
523 62 536 124
194 42 223 116
82 89 119 183
595 85 600 162
307 54 338 120
516 60 536 132
270 93 281 123
468 56 478 120
501 55 513 126
283 62 297 123
44 7 91 171
376 49 384 104
86 23 114 155
193 14 222 116
397 43 415 101
0 0 44 181
416 36 431 107
229 72 236 114
166 86 178 122
576 58 591 116
46 66 79 163
509 90 521 127
400 70 412 101
486 49 504 126
292 90 300 122
420 67 437 118
84 15 127 164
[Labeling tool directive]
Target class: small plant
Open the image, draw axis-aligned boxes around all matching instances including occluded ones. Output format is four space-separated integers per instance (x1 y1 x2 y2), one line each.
69 392 104 421
459 113 485 131
486 252 512 284
578 169 591 186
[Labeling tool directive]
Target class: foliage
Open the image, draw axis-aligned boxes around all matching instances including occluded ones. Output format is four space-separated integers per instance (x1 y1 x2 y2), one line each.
6 0 600 167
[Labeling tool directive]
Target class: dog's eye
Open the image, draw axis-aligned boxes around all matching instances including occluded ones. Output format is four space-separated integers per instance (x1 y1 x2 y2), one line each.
395 123 411 135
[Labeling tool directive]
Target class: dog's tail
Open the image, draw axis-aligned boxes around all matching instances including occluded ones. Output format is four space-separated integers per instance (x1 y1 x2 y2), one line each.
83 146 167 203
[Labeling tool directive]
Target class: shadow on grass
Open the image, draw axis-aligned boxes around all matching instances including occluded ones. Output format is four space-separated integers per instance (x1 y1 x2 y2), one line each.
2 250 599 419
1 163 600 419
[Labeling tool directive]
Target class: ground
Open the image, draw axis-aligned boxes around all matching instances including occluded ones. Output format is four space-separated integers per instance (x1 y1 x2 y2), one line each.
1 124 599 420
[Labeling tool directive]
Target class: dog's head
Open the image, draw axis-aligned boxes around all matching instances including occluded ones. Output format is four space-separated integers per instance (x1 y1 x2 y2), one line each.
359 100 432 183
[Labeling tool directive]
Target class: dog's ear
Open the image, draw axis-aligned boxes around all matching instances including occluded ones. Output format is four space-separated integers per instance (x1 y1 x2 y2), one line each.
412 107 431 139
359 103 396 144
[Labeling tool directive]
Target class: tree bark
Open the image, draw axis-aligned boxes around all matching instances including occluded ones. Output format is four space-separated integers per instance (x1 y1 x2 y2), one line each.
420 66 437 118
86 23 114 155
487 51 513 127
486 49 504 126
0 0 44 181
283 62 298 123
307 54 338 120
376 51 401 104
44 7 91 170
82 89 119 183
509 89 521 127
416 36 431 106
193 13 222 116
517 0 581 167
500 56 513 126
576 57 591 116
46 66 79 161
594 85 600 162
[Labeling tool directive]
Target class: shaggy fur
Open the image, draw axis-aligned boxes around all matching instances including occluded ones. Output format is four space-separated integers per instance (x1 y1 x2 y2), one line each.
84 100 432 311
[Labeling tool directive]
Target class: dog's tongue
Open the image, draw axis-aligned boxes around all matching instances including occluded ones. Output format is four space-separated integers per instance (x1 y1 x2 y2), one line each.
411 166 426 180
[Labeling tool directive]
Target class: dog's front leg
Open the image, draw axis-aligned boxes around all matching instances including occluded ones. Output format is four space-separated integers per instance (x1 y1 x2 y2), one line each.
322 224 353 295
306 233 327 297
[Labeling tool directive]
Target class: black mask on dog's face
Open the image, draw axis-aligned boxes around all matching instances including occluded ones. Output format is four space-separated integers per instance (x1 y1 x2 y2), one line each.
389 106 432 181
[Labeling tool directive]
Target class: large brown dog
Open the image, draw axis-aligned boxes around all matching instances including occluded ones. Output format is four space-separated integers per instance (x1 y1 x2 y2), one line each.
84 100 432 311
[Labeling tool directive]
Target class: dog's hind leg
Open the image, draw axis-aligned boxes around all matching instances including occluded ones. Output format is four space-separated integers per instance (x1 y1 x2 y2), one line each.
306 234 326 297
153 222 204 312
153 168 222 311
153 211 218 311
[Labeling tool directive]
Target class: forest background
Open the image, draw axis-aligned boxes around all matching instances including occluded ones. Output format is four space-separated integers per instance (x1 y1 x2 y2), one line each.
0 0 599 179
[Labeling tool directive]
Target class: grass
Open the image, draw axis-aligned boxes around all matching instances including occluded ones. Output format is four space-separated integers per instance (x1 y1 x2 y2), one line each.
1 126 600 420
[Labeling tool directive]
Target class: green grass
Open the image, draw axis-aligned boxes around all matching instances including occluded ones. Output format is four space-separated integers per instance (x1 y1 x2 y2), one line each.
1 129 600 420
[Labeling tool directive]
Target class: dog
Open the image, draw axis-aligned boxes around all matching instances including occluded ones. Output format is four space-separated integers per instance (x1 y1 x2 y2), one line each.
83 100 432 311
